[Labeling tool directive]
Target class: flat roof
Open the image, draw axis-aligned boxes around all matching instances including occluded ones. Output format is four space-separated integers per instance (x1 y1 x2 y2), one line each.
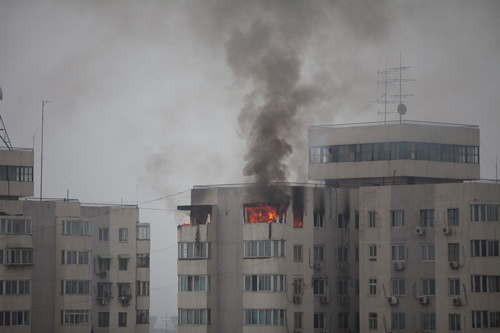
310 120 478 130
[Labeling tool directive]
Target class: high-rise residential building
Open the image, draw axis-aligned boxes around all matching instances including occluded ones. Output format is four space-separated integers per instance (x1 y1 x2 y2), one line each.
0 146 151 332
177 120 499 332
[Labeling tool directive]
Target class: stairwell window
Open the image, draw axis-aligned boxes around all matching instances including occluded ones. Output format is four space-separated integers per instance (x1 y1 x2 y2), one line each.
369 211 376 227
369 279 377 296
369 313 378 330
369 245 377 261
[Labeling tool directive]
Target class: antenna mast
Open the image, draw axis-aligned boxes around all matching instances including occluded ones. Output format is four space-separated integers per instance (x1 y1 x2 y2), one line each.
377 53 416 123
40 100 51 201
0 87 13 150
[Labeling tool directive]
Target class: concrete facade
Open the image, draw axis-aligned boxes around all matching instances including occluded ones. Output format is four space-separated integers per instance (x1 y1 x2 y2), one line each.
178 121 499 332
0 148 150 332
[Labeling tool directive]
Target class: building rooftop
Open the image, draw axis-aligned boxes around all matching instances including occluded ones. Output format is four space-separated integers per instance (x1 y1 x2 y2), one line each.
310 119 479 129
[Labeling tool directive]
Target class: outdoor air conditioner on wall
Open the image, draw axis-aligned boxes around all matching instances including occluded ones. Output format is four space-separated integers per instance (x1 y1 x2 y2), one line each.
450 261 459 269
293 295 303 304
338 295 349 304
388 296 398 305
393 262 405 270
314 262 324 269
418 295 429 304
443 226 451 235
452 297 461 306
100 299 107 305
320 296 330 304
416 227 424 235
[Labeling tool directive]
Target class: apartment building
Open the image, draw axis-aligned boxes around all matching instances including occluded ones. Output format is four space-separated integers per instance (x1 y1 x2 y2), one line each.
177 120 499 332
0 146 151 332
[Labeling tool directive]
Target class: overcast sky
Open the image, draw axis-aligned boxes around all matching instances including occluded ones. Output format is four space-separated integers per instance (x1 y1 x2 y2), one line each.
1 0 499 325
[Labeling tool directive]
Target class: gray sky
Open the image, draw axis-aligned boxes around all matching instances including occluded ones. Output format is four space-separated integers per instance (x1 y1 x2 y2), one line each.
1 0 500 325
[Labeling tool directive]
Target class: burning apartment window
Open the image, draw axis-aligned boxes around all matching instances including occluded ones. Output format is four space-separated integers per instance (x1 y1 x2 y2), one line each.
314 213 324 228
293 210 303 228
244 240 285 258
244 203 285 224
188 209 211 226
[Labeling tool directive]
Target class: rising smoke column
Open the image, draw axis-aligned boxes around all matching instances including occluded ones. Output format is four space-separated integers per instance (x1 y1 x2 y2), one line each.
225 19 324 184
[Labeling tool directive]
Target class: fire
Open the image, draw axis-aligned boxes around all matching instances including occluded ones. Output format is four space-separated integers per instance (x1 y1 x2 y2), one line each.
293 211 303 228
182 222 190 226
245 203 278 223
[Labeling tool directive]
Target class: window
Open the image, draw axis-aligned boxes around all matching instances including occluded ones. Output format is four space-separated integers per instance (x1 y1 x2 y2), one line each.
118 283 132 298
243 240 284 258
99 228 109 242
61 250 90 265
391 211 405 227
369 279 377 296
0 311 30 326
369 313 378 330
338 213 348 228
472 311 500 328
244 275 285 292
471 204 499 222
98 258 110 271
0 218 31 234
421 279 436 296
422 313 436 331
421 244 435 261
356 279 359 296
0 250 2 265
355 246 359 262
179 242 211 259
137 310 149 324
293 245 303 262
391 245 405 261
420 209 435 227
180 275 211 292
369 211 376 227
1 280 31 295
61 310 89 325
314 313 325 329
449 279 460 296
338 278 349 295
449 314 461 331
337 247 348 262
243 309 285 326
98 283 112 299
294 312 303 329
448 209 459 226
313 277 325 295
314 212 324 228
448 243 460 261
293 278 303 295
119 228 128 242
391 279 405 296
338 313 349 329
98 312 109 327
137 254 150 267
369 245 377 261
118 312 127 327
471 240 500 257
137 226 150 240
0 165 33 182
471 275 500 293
137 281 150 296
6 248 33 265
119 258 128 270
314 246 325 262
355 212 359 229
60 280 89 295
61 220 92 235
392 313 405 330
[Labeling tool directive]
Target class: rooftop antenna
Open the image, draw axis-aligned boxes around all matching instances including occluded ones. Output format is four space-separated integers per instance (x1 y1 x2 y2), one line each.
40 100 51 201
389 52 416 123
377 53 416 124
0 87 13 150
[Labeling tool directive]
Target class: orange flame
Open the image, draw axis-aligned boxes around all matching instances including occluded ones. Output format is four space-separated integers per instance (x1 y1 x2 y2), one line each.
293 211 303 228
245 203 278 223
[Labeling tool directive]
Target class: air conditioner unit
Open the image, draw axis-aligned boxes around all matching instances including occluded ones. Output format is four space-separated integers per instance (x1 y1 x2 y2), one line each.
339 295 349 304
293 295 303 304
122 299 131 306
452 297 460 306
450 261 459 269
418 295 429 304
416 227 425 235
100 270 108 277
393 262 405 270
388 296 398 305
314 262 324 269
443 226 451 235
320 296 330 304
100 298 107 305
339 262 349 270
